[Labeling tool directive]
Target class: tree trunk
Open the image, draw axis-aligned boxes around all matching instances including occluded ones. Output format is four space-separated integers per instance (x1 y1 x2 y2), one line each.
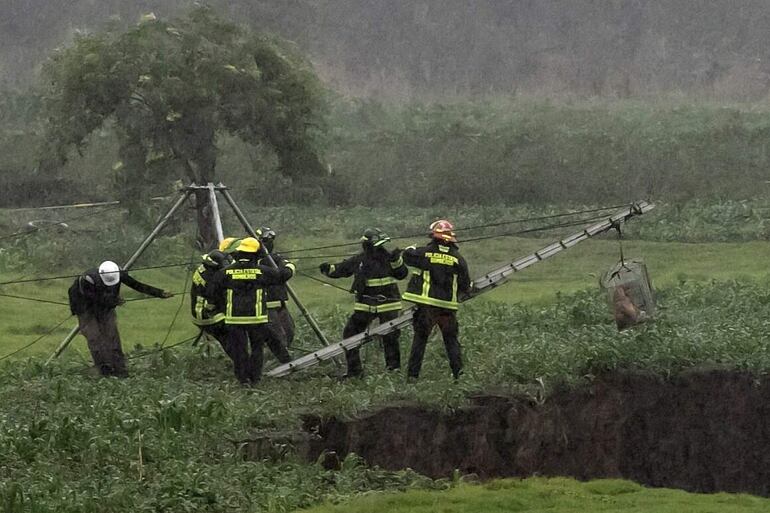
194 189 218 251
185 151 219 251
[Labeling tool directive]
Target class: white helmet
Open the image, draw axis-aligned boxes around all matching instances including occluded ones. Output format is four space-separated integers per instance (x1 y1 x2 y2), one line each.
98 261 121 286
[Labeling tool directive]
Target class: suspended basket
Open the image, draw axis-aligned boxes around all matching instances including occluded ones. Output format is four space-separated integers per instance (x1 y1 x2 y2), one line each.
599 259 655 330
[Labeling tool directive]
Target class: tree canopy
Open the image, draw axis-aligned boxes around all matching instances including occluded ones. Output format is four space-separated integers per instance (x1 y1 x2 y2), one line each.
41 6 326 240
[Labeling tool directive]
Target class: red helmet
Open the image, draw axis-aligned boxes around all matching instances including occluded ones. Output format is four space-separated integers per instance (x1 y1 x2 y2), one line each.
429 219 457 242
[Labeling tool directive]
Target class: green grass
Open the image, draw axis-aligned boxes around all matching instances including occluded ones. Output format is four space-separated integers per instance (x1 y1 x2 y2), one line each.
3 235 770 360
2 278 770 511
302 477 770 513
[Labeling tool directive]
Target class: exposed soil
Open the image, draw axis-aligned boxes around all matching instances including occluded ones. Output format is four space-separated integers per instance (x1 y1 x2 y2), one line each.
301 369 770 496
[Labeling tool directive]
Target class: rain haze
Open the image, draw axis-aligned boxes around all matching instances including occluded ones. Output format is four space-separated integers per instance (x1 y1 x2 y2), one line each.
2 2 770 513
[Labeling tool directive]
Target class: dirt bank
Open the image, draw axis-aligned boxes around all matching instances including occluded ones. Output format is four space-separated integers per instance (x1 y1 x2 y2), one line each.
302 369 770 496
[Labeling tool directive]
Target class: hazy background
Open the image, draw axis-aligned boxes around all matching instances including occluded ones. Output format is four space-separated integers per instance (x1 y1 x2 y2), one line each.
4 0 770 100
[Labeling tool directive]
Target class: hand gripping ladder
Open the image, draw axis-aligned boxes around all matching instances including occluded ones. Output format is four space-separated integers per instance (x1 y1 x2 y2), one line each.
267 201 655 378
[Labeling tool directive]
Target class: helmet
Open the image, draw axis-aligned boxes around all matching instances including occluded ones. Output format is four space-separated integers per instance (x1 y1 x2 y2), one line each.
219 237 242 253
361 228 391 247
258 227 277 252
98 260 121 286
258 227 276 241
202 250 228 269
235 237 261 253
429 220 457 243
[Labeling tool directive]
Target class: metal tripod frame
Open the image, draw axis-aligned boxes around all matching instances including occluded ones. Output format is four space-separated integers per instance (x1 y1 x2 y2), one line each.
45 182 331 365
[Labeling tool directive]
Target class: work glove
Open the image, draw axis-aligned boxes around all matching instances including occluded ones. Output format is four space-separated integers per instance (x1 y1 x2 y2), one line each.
389 247 402 262
319 262 331 276
160 291 174 299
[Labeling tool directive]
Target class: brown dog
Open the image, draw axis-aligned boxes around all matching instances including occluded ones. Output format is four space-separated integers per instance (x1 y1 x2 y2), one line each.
613 285 641 331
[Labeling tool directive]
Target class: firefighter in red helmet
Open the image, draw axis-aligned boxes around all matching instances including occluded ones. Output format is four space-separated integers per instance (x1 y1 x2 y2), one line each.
402 220 471 380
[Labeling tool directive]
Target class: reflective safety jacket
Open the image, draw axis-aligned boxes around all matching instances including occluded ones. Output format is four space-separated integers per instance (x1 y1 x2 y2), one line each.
207 258 295 325
402 241 471 311
327 248 408 313
190 264 225 326
258 253 291 309
68 269 165 318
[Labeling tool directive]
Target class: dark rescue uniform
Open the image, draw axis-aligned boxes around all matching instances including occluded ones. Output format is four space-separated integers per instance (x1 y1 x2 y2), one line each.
402 240 471 379
259 253 295 349
207 257 294 383
68 269 166 377
327 247 408 375
190 258 230 355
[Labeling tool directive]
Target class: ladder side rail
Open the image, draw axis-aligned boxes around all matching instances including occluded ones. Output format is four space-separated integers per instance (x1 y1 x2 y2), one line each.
268 202 655 378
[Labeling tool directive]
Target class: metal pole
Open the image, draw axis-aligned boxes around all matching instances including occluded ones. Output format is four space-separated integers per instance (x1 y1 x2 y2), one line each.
46 190 193 364
124 190 193 269
219 187 332 348
207 183 224 244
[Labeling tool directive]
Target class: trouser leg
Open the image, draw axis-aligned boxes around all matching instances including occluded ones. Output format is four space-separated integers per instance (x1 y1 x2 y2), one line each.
226 326 251 384
80 312 109 376
378 310 401 370
265 309 292 363
342 311 373 377
246 325 267 383
80 310 127 377
437 310 462 379
407 307 435 379
279 307 295 348
203 322 231 357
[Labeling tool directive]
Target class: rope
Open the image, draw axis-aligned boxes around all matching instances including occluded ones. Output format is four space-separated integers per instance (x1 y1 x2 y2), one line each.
0 261 194 287
280 204 627 255
159 252 196 348
294 269 351 294
0 205 628 287
0 204 123 242
0 292 69 306
0 315 74 361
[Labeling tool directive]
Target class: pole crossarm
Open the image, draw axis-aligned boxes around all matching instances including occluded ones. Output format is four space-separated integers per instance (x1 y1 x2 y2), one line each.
266 201 655 378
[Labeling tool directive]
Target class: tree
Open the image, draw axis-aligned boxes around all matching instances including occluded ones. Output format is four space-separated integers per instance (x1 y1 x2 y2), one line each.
41 6 326 248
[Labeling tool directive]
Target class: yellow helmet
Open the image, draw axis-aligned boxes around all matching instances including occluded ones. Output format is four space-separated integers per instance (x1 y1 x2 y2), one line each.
235 237 261 253
219 237 242 253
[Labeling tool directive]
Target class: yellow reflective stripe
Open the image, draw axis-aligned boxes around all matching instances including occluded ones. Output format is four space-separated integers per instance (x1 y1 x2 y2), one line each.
329 264 336 274
195 296 206 320
452 275 458 304
354 301 402 313
402 292 459 311
390 255 404 268
192 313 225 326
224 315 268 325
421 270 431 298
285 262 296 273
266 300 283 309
226 289 233 318
256 289 263 318
365 277 397 287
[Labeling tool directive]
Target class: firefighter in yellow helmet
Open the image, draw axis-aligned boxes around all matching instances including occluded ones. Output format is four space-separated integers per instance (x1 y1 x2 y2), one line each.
402 220 471 380
206 237 295 384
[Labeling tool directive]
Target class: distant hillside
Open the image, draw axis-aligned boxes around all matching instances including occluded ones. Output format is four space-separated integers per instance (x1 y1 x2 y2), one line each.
3 0 770 99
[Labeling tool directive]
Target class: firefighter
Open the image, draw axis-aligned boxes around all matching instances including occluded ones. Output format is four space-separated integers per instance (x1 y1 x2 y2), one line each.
68 261 172 377
190 250 231 355
206 237 295 384
402 220 471 380
258 227 295 349
319 228 408 378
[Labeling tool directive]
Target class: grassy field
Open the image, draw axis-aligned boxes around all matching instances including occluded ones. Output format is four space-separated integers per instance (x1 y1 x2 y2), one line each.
3 203 770 511
3 234 770 361
302 477 770 513
2 276 770 511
